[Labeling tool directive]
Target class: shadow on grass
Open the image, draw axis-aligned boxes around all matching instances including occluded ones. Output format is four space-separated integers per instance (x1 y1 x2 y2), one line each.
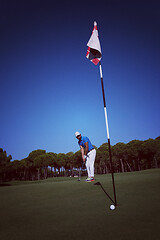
94 181 115 204
0 183 11 187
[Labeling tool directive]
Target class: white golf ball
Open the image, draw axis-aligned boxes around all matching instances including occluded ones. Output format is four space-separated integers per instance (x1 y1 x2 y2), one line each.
110 204 115 210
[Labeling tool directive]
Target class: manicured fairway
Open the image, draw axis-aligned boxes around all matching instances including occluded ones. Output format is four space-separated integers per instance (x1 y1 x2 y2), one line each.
0 169 160 240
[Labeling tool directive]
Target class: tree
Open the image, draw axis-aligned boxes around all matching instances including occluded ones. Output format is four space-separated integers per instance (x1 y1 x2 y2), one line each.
11 160 21 180
126 140 144 171
0 148 12 181
65 152 74 176
56 153 66 176
96 143 110 174
47 152 57 177
142 138 160 169
73 150 83 177
26 149 46 180
39 154 50 179
112 143 128 172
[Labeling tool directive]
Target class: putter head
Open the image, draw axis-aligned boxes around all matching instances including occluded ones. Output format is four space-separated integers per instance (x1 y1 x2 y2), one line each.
77 179 80 181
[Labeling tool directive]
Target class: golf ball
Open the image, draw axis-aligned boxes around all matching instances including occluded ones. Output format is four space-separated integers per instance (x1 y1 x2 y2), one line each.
110 205 115 210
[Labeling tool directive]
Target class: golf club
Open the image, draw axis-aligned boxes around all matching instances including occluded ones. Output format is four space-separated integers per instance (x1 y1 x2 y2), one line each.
77 162 85 181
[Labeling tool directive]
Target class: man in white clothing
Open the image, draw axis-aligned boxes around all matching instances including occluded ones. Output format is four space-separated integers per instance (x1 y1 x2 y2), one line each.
75 132 96 182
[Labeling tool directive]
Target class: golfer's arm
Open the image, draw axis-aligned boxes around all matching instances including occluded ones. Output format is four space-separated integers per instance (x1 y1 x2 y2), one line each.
80 146 85 159
84 142 89 155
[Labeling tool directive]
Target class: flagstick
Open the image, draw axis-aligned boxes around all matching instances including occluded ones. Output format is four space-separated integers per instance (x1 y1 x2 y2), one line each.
99 61 117 206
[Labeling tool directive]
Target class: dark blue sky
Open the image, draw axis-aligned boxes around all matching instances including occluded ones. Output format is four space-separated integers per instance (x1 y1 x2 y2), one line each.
1 0 160 160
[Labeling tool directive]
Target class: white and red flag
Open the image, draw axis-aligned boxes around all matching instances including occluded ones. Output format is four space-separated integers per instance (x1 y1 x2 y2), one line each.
86 21 102 65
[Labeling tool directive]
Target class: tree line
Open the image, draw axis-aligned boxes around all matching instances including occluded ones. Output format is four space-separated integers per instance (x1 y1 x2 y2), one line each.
0 137 160 181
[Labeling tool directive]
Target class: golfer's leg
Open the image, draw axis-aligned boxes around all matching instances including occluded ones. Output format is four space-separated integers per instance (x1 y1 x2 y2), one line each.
90 149 96 177
85 157 91 178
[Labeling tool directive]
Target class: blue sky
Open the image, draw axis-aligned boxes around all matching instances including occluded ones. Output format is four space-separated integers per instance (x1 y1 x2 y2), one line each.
1 0 160 160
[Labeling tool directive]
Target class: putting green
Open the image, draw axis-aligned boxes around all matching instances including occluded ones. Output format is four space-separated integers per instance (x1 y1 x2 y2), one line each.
0 169 160 240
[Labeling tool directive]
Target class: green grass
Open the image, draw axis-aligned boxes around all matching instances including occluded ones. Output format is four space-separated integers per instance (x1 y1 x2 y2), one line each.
0 169 160 240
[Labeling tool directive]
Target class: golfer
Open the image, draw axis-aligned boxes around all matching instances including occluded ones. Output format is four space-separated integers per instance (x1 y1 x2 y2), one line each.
75 132 96 182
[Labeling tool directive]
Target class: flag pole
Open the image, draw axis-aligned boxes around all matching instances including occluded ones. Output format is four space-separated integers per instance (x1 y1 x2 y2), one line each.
99 61 117 206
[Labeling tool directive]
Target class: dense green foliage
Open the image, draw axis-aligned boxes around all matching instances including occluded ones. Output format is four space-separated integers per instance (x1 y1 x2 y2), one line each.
0 137 160 181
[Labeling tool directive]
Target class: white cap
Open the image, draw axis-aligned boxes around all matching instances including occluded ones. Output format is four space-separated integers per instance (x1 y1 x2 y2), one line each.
75 131 81 137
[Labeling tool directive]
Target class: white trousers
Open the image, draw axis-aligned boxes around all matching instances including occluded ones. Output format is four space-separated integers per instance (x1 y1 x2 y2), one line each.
86 149 96 178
